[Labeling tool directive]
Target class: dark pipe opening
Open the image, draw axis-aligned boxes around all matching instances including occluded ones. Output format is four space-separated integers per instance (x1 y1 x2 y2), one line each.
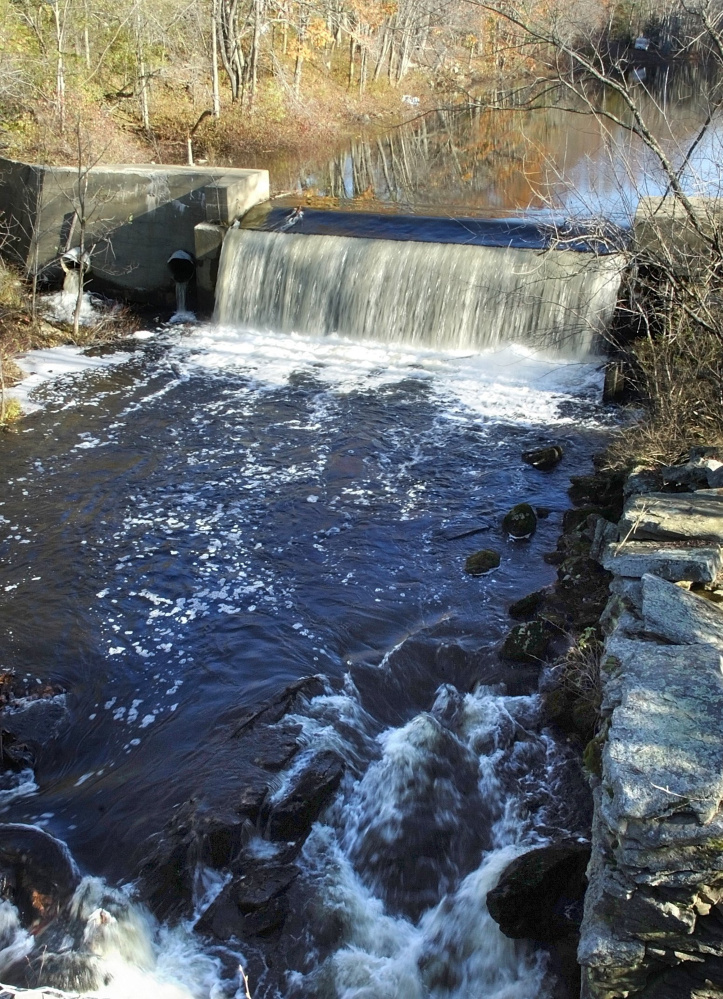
168 250 196 284
61 247 91 272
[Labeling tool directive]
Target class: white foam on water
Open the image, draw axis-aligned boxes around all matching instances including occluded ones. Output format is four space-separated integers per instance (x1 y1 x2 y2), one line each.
281 680 570 999
9 347 133 414
0 877 240 999
296 826 547 999
41 279 98 326
169 324 605 428
0 901 34 973
0 769 38 810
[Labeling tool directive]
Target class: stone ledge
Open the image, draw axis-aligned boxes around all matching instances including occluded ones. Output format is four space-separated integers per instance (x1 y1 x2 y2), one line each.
620 490 723 543
580 475 723 999
602 541 723 582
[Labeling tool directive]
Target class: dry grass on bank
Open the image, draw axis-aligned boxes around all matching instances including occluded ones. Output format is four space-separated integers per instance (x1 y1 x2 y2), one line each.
0 260 137 427
605 313 723 470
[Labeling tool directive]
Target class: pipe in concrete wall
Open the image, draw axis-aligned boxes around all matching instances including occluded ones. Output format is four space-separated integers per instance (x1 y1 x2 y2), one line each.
61 247 92 273
167 249 196 284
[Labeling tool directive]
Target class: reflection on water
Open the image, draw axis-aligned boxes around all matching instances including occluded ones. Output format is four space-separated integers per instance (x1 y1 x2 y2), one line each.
270 63 723 222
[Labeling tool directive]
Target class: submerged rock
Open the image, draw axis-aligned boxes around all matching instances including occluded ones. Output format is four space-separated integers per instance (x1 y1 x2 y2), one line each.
266 750 345 841
0 823 80 928
508 589 547 619
464 549 500 575
522 445 564 471
487 841 590 941
503 503 537 539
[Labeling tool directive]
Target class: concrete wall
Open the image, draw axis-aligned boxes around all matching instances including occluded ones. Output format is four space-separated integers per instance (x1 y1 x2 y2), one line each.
0 158 269 307
634 195 723 278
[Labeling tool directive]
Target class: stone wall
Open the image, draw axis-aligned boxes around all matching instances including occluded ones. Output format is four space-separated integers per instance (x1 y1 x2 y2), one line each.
579 453 723 998
0 157 269 305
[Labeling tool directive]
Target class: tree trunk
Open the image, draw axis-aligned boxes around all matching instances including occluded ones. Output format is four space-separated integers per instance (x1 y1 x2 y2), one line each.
212 0 221 117
294 14 307 97
51 1 66 134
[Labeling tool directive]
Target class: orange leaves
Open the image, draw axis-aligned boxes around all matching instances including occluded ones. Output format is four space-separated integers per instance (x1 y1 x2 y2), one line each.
307 17 333 49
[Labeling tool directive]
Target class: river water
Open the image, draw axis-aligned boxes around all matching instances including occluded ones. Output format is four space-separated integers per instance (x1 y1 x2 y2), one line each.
0 321 613 998
268 62 723 222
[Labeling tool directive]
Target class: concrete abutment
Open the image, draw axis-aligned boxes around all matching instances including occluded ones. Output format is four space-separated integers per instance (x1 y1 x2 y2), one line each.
0 157 269 308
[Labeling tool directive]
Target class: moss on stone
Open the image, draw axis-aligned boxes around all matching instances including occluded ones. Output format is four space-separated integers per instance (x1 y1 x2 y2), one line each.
503 503 537 539
501 620 550 663
464 549 501 575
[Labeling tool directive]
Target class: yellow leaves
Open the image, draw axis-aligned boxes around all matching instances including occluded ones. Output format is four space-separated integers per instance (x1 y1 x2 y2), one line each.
351 0 396 31
307 17 333 49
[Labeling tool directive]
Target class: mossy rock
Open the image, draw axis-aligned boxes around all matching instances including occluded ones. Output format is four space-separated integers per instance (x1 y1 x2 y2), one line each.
541 686 575 726
571 699 599 738
508 589 546 619
501 620 550 663
502 503 537 539
522 445 564 471
568 472 625 517
464 549 501 575
583 734 604 778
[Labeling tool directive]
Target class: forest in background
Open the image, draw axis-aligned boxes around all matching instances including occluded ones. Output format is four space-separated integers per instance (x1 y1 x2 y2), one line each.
0 0 709 172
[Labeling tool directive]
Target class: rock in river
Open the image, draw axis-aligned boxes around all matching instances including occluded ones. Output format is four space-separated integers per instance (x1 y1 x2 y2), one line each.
464 549 500 575
266 750 345 841
501 620 550 663
522 445 564 471
503 503 537 539
0 823 80 927
487 840 590 941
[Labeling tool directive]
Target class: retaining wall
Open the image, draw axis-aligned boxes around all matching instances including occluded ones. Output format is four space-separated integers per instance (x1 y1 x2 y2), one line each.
0 158 269 307
579 455 723 998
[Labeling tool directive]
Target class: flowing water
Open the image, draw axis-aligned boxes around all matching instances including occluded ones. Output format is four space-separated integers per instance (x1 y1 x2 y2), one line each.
0 315 612 997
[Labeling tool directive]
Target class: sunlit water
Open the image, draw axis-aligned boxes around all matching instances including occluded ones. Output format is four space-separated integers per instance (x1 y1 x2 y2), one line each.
269 64 723 223
0 323 613 997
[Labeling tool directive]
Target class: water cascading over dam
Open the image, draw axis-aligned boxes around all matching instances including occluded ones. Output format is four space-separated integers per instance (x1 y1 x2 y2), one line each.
214 225 623 354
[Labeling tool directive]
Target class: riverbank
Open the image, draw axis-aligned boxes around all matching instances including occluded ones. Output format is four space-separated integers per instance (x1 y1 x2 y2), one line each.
0 261 141 426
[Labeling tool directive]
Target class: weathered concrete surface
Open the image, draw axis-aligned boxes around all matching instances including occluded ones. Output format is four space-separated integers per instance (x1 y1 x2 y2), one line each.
194 222 225 311
620 490 723 542
634 195 723 279
580 477 723 999
602 540 723 582
0 157 269 303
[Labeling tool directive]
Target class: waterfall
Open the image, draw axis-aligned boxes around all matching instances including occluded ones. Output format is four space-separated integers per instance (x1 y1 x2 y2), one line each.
214 228 623 355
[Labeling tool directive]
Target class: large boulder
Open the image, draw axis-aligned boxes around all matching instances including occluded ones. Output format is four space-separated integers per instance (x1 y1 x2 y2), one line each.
641 573 723 650
0 823 80 928
620 490 723 543
486 841 590 941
